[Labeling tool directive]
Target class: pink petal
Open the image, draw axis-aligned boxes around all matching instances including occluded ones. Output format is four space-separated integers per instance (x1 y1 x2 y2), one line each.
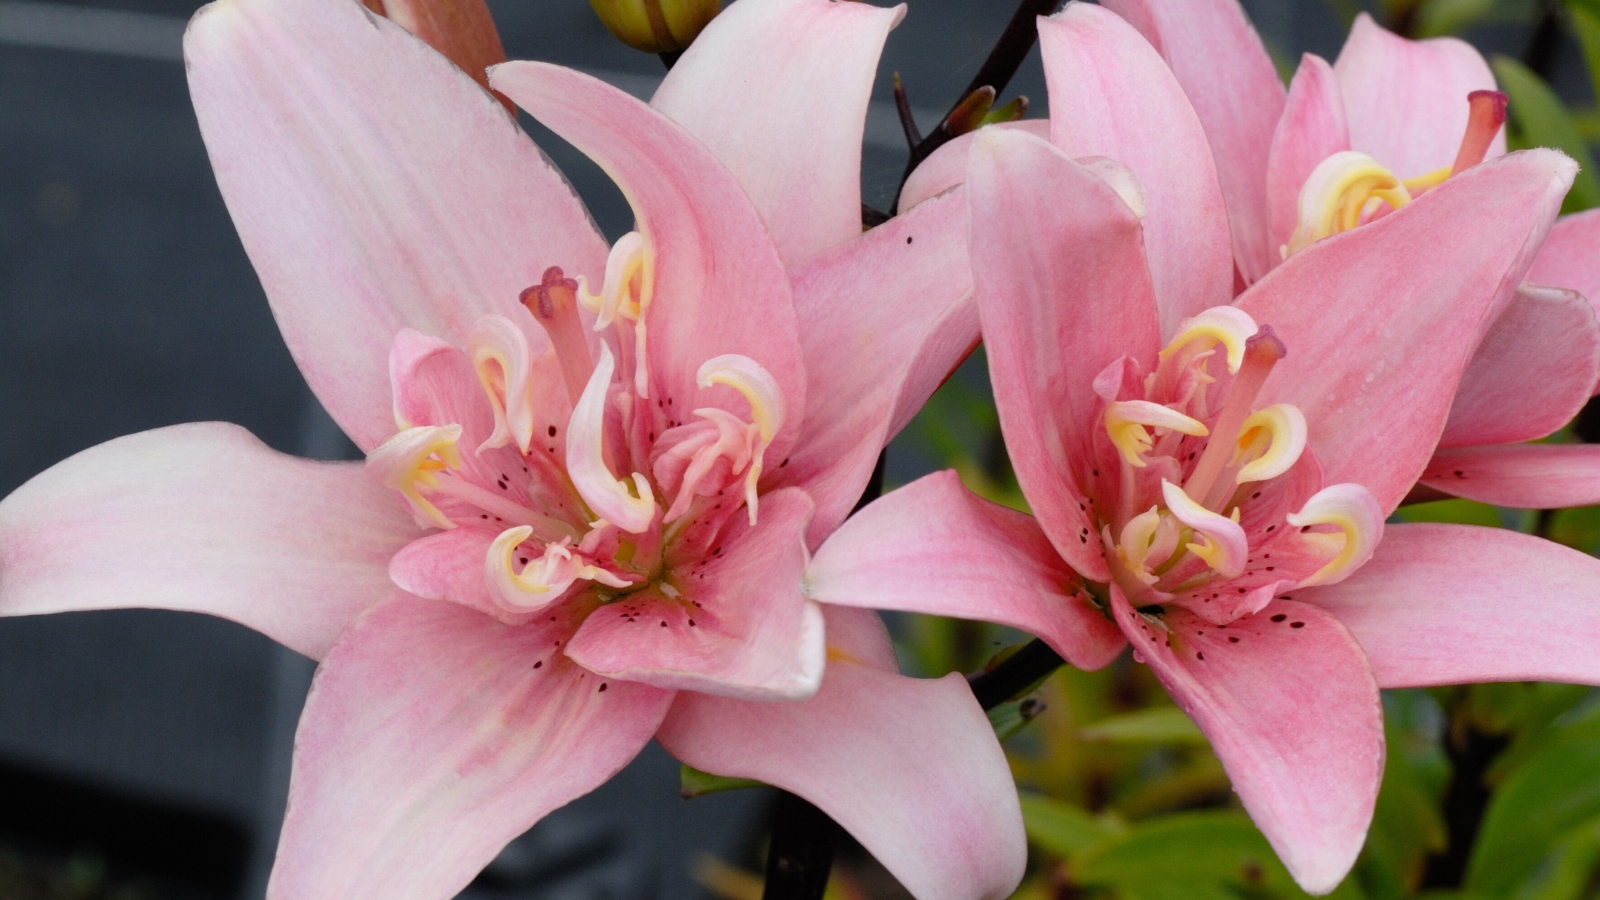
657 606 1026 900
1238 149 1577 514
1306 523 1600 686
490 62 808 473
968 126 1162 582
185 0 606 451
806 470 1127 671
1101 0 1288 284
388 528 541 626
375 0 505 93
268 594 673 900
897 120 1051 214
778 188 979 546
1528 208 1600 329
565 488 824 700
1040 4 1233 337
1266 54 1352 264
0 423 418 660
1333 13 1503 179
1440 284 1600 446
1421 444 1600 508
1113 587 1383 895
651 0 902 269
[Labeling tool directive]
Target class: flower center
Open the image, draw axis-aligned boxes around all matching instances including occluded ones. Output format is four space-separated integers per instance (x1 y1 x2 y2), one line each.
1284 90 1507 258
1094 308 1380 619
369 231 785 619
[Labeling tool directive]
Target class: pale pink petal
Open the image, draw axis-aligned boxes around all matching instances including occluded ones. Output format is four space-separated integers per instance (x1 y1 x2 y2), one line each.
0 423 418 660
1040 4 1232 336
807 470 1127 671
1441 284 1600 446
1238 149 1577 513
651 0 902 268
1113 587 1382 895
376 0 504 93
388 528 540 626
778 188 978 545
657 607 1026 900
1266 54 1351 264
898 120 1051 214
1307 523 1600 686
565 488 823 700
1528 208 1600 324
185 0 606 451
490 62 808 472
268 594 673 900
1101 0 1288 284
1421 444 1600 508
968 126 1162 582
1333 13 1503 179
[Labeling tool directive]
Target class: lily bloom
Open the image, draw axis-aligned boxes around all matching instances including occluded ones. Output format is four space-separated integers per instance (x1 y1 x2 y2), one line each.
0 0 1022 897
809 31 1600 890
1086 0 1600 512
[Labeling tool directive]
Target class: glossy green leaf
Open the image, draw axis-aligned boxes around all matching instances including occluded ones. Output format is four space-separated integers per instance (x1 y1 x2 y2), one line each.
1072 810 1367 899
1077 706 1206 745
1466 725 1600 893
679 764 763 799
1391 498 1504 527
1358 723 1447 899
989 697 1046 743
1415 0 1495 37
1018 792 1123 859
1492 55 1600 214
1513 813 1600 900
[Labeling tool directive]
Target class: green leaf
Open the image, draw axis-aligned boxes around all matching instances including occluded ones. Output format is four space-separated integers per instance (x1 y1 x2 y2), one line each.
1570 2 1600 115
1415 0 1495 37
1018 792 1123 859
1077 706 1206 745
1513 813 1600 900
1391 498 1504 527
1072 810 1367 898
1492 55 1600 214
1358 723 1448 899
988 697 1046 743
1466 725 1600 893
679 764 763 799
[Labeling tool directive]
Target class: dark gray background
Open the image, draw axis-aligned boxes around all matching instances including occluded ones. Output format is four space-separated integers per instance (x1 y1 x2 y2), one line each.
0 0 1583 897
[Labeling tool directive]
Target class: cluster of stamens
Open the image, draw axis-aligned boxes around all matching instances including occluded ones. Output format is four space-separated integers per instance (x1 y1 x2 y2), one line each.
1096 308 1380 622
368 230 784 618
1284 90 1507 257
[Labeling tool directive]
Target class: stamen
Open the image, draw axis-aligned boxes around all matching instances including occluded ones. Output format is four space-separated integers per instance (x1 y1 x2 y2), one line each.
487 527 631 613
1159 307 1258 374
697 354 786 524
578 232 649 329
1284 151 1411 257
521 267 594 407
1285 483 1383 587
566 345 658 534
1450 90 1508 176
367 425 463 530
1105 400 1208 468
1161 480 1247 579
1117 506 1177 584
1185 327 1287 507
1232 403 1307 484
468 315 536 453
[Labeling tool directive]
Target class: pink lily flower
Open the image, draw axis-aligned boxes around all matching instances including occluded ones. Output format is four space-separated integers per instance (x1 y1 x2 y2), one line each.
1086 0 1600 512
808 7 1600 892
0 0 1023 897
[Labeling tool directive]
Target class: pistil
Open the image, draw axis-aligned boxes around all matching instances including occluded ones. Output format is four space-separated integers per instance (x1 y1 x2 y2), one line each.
523 266 594 407
1450 90 1509 176
1184 328 1286 509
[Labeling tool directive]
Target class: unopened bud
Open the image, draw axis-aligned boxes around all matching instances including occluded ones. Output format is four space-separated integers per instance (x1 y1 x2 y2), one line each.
589 0 721 54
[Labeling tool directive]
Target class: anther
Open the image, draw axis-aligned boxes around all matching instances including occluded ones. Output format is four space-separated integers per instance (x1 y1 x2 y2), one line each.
1285 483 1383 587
521 267 594 407
1284 151 1411 257
1105 400 1208 468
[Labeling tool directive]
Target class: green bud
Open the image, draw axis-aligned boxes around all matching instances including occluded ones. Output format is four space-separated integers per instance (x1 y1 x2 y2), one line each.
588 0 721 54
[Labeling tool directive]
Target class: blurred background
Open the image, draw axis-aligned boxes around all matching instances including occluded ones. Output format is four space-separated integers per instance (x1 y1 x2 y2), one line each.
0 0 1595 897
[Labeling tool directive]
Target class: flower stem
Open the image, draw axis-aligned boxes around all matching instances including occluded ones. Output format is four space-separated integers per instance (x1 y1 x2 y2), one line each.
968 638 1064 710
761 792 840 900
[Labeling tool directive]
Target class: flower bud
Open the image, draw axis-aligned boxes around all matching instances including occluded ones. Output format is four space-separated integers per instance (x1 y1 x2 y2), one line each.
588 0 721 54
